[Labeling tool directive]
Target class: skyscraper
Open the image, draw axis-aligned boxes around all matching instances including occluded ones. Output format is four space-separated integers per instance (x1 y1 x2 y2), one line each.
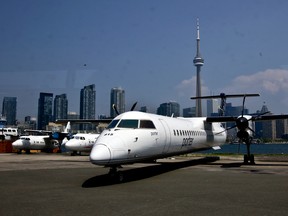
110 87 125 118
207 99 218 116
37 92 53 130
54 94 68 121
193 18 204 117
2 97 17 126
80 84 96 120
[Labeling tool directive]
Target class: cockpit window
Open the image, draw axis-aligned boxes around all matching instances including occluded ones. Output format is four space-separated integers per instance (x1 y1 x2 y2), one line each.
107 120 120 129
117 119 139 128
140 120 156 129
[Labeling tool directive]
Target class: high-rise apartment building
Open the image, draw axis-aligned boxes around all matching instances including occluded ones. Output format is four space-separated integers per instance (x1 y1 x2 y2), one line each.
54 94 68 121
2 97 17 126
37 92 53 130
110 87 125 118
80 84 96 130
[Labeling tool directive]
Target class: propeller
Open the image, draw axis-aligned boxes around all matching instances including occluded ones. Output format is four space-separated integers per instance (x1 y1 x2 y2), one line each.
112 104 120 115
203 93 288 164
112 102 138 116
130 102 137 111
215 95 257 138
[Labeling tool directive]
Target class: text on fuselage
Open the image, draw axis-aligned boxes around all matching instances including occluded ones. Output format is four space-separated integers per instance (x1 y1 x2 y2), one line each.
182 138 194 147
151 132 158 136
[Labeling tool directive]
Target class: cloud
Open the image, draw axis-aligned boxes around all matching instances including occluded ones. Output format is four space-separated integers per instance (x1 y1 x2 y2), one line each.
223 69 288 94
175 75 210 98
220 69 288 113
175 69 288 114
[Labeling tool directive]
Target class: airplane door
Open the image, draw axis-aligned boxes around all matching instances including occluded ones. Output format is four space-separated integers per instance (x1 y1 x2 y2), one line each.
159 119 171 153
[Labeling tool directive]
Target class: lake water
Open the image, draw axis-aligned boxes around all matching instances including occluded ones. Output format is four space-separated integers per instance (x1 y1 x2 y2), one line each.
202 143 288 154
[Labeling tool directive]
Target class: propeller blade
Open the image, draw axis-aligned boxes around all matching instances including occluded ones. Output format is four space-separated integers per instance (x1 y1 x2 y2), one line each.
247 127 255 134
215 124 237 135
112 104 120 115
130 102 138 111
241 95 246 117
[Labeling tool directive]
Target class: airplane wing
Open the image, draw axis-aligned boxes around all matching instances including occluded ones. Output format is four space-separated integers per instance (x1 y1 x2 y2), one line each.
206 114 288 123
255 114 288 121
206 116 237 123
55 119 112 124
24 129 53 134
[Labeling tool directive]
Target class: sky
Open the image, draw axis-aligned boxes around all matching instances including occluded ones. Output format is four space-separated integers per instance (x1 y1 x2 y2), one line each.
1 0 288 121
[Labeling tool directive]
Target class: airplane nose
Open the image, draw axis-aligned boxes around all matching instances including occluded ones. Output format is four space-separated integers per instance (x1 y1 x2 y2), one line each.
12 140 22 148
64 141 72 148
90 144 111 165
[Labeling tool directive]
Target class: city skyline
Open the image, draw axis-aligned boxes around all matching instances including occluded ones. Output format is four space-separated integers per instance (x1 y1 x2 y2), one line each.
1 85 273 124
1 1 288 120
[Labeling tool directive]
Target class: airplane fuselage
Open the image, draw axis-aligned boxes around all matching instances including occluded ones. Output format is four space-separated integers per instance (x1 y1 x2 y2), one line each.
12 135 58 151
90 111 227 166
64 133 100 152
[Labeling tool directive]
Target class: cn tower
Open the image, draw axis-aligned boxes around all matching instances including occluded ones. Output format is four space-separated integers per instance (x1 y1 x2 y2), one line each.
193 18 204 117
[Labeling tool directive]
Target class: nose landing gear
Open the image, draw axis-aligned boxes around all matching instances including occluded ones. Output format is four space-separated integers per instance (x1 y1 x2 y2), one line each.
108 166 124 182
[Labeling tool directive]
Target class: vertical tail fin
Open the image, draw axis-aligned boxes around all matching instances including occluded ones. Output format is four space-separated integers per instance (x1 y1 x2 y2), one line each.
64 121 71 133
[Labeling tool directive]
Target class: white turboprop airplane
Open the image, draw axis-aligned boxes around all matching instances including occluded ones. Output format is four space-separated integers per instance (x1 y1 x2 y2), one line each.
12 122 71 154
89 111 227 176
64 133 100 155
12 135 59 153
89 96 288 178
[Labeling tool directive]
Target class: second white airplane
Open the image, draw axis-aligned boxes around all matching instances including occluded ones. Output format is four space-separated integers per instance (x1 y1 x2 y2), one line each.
64 133 100 155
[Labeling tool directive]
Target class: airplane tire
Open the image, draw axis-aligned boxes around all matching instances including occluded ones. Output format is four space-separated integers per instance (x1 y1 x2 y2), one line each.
250 154 255 164
244 155 248 164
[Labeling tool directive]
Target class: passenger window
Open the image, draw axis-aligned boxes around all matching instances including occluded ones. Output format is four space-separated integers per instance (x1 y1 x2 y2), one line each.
140 120 156 129
118 120 139 128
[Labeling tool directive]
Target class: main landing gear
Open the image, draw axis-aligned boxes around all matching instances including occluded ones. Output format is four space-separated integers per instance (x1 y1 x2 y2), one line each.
243 139 255 165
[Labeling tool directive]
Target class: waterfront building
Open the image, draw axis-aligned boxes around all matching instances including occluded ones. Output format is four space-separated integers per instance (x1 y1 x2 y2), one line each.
207 99 218 117
37 92 53 130
225 103 248 116
140 106 148 113
157 101 180 117
54 94 68 121
1 97 17 126
183 107 196 117
110 87 125 118
67 111 80 132
80 84 96 131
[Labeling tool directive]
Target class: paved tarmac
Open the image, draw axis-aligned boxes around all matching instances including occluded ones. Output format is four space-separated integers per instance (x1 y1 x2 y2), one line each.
0 153 287 216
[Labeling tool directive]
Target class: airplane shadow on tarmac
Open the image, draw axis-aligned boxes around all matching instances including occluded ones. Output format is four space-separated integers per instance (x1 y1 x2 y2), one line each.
82 156 220 188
